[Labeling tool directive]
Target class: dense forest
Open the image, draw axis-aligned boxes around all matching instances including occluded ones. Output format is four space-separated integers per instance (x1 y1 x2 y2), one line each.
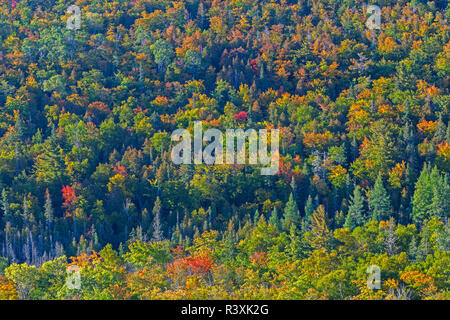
0 0 448 299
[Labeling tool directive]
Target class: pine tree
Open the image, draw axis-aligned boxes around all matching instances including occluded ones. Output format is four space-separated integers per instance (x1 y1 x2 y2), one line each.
344 186 366 230
301 195 314 231
369 173 391 221
152 196 163 241
430 167 449 221
290 176 297 197
334 210 345 228
304 195 314 219
412 164 433 224
171 226 182 245
288 224 303 260
269 207 280 229
408 236 417 260
44 189 54 231
1 189 9 224
253 209 260 225
283 193 300 230
309 205 331 250
436 225 449 252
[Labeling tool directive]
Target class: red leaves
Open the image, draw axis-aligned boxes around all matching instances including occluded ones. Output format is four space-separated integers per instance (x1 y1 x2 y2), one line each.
167 254 214 278
62 185 76 217
234 111 248 121
185 255 214 274
62 185 76 208
250 59 260 73
113 164 128 177
278 155 302 182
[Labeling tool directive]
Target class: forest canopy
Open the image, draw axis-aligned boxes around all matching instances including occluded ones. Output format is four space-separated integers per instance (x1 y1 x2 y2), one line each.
0 0 448 300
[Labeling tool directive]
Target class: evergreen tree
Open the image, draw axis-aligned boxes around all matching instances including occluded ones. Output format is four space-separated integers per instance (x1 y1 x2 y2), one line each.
253 209 260 225
309 205 332 250
408 236 417 260
430 167 449 221
344 186 366 230
304 195 314 219
334 210 345 228
412 164 433 224
44 189 54 231
436 225 449 252
416 222 430 261
369 173 391 221
152 196 163 241
1 189 10 224
269 207 280 229
288 224 304 260
283 193 300 230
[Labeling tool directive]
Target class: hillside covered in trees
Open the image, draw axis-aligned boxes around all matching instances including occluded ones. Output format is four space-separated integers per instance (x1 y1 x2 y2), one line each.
0 0 448 299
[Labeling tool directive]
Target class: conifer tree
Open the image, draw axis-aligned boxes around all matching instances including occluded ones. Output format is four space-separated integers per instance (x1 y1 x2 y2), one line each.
430 167 449 221
269 207 280 230
253 209 260 225
309 205 331 250
44 189 53 231
369 173 391 221
304 195 314 220
152 196 163 241
344 186 366 230
416 222 430 261
412 164 433 224
1 189 9 224
283 193 300 230
408 236 417 261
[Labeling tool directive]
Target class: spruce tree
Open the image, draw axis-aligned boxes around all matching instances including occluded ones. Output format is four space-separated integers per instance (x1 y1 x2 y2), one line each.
253 209 260 225
412 164 433 224
369 173 391 221
408 236 417 260
304 195 314 220
269 207 280 229
283 193 300 230
344 186 366 230
430 167 449 221
1 189 9 223
44 189 54 231
152 196 163 241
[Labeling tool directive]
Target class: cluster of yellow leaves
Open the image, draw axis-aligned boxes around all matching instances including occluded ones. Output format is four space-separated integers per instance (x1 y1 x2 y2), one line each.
303 131 334 149
417 120 438 136
0 275 18 300
388 161 406 189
